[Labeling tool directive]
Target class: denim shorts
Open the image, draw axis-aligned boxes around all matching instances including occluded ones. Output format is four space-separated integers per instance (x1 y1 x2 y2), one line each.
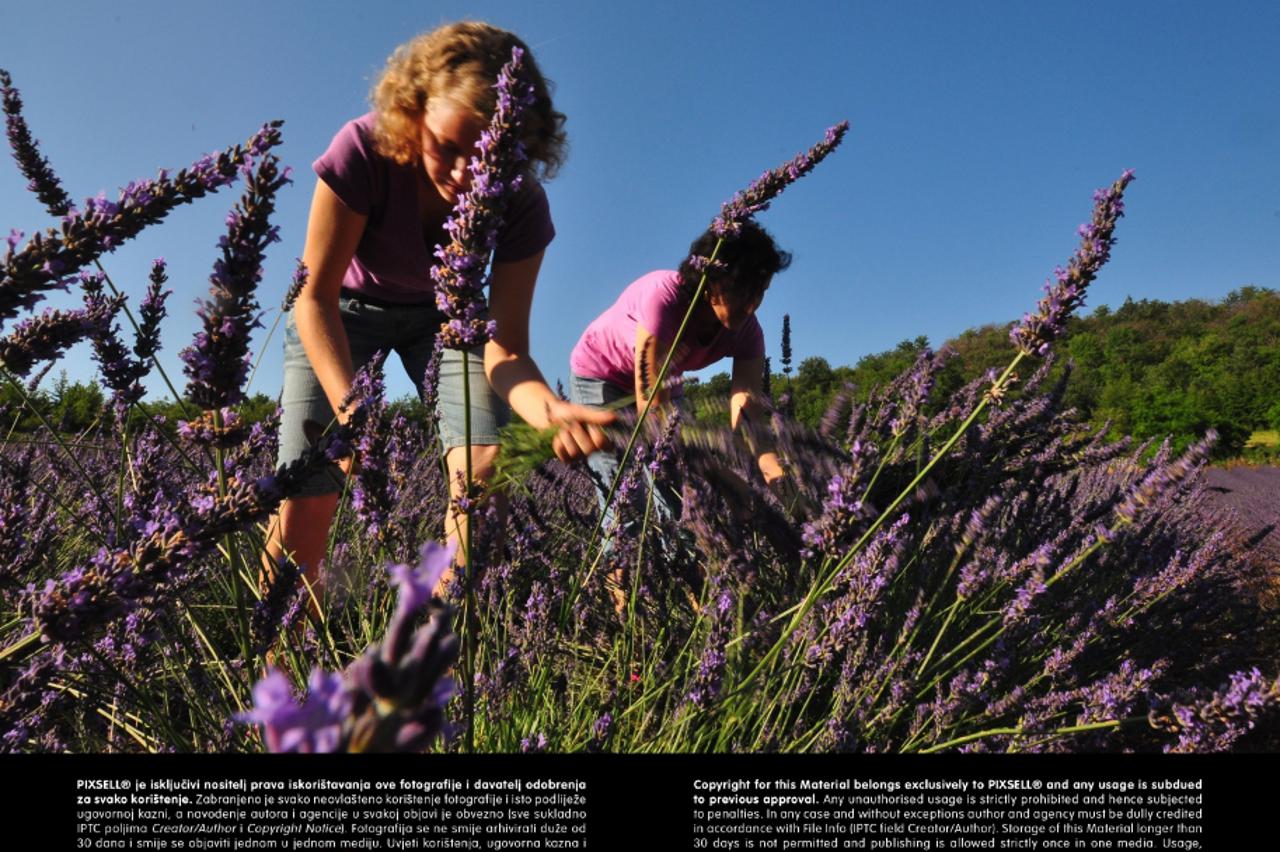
569 372 681 527
277 292 508 496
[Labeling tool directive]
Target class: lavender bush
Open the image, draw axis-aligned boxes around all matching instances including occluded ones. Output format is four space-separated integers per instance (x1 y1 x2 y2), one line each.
0 67 1276 755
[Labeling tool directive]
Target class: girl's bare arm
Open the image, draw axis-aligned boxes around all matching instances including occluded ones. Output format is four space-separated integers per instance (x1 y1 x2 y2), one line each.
485 252 614 460
293 179 368 421
731 355 785 482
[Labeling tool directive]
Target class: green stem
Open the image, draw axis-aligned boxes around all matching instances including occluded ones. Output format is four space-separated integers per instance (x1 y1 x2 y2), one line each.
460 348 476 754
210 408 252 663
0 630 42 661
916 718 1125 754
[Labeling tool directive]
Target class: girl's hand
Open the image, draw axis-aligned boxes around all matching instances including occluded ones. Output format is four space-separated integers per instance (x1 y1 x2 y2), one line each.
546 399 616 462
758 451 787 484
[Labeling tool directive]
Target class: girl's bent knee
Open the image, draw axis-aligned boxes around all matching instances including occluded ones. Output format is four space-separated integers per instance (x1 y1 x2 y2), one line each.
447 444 500 481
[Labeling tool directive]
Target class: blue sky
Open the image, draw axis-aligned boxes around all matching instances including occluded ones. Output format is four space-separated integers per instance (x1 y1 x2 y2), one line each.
2 0 1277 403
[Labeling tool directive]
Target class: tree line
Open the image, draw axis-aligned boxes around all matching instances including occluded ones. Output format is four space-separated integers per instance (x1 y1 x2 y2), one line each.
6 287 1277 460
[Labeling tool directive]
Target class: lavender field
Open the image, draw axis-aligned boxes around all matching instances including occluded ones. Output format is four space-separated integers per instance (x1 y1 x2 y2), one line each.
1203 466 1280 591
2 65 1278 755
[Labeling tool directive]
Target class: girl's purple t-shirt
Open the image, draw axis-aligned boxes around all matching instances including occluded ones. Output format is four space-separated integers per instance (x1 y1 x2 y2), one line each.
313 113 555 304
570 270 765 390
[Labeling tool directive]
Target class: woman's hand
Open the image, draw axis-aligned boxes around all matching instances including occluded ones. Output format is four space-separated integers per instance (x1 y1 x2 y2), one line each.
545 399 616 462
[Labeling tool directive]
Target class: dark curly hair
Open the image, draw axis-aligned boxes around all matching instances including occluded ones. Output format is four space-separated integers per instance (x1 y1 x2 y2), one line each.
677 219 792 303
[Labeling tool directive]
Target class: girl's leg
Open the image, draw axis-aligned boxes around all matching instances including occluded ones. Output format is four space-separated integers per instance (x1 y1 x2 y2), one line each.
435 345 510 593
568 373 631 612
262 298 379 618
262 491 341 620
441 443 505 590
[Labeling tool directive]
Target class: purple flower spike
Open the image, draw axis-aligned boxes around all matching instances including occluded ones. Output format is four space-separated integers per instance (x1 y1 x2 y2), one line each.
238 542 459 754
0 122 283 328
0 295 120 377
1153 669 1280 753
342 353 399 540
388 540 458 616
710 120 849 238
1010 171 1135 356
2 69 73 217
81 262 170 410
430 46 535 349
281 257 308 312
180 148 291 410
239 668 349 753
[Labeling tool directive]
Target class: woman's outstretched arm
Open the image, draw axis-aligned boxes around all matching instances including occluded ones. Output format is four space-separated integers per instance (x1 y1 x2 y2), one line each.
485 251 614 460
731 355 786 483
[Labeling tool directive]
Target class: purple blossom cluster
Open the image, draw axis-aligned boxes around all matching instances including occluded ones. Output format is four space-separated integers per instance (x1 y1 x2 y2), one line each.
179 149 291 410
1152 668 1280 752
710 121 849 238
281 258 309 313
1 69 72 216
430 47 535 348
241 543 459 752
0 289 121 377
0 114 280 327
0 446 59 602
343 353 417 546
80 263 170 411
1010 170 1135 356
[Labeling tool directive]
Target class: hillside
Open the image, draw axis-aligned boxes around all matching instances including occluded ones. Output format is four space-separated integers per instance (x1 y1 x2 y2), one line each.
687 287 1280 461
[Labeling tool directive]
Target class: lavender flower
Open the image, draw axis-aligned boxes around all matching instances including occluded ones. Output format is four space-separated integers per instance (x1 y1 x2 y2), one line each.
0 295 120 377
686 572 737 710
801 440 878 558
419 336 445 431
251 555 303 658
180 150 291 410
520 732 549 752
590 712 614 749
239 668 350 753
781 314 793 377
1 69 72 216
710 121 849 238
805 514 910 668
82 262 170 409
28 416 370 644
242 542 459 753
1152 669 1280 752
0 122 282 327
136 260 169 361
1114 430 1216 526
345 354 396 542
1010 170 1135 355
281 257 308 312
431 47 535 348
0 447 59 599
176 407 250 450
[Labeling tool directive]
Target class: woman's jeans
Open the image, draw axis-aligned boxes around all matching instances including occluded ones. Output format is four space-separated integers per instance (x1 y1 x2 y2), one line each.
568 373 680 533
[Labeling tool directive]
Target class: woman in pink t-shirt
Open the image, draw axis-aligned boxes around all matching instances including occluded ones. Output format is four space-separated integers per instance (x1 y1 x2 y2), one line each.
267 23 613 599
569 220 793 515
